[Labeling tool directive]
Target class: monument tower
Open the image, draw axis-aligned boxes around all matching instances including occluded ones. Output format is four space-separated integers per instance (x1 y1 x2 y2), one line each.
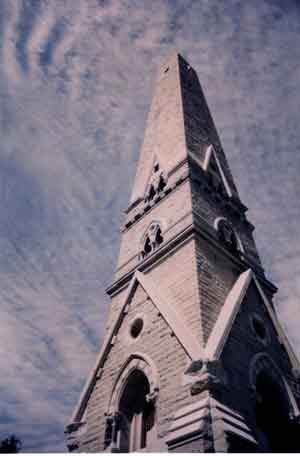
65 54 300 452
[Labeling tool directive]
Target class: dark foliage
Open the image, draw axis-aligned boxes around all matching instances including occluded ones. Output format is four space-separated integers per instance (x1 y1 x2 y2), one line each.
0 435 22 453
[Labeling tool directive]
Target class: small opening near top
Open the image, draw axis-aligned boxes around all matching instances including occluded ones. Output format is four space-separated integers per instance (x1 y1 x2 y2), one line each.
164 67 169 73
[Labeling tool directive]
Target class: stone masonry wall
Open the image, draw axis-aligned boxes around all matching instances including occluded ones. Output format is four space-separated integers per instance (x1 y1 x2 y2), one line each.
108 237 203 345
78 282 197 451
196 238 239 343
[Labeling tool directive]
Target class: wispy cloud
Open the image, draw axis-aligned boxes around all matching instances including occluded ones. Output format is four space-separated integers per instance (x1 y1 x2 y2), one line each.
0 0 299 451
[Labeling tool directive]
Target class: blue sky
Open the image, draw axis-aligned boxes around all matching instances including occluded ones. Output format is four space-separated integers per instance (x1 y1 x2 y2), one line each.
0 0 299 451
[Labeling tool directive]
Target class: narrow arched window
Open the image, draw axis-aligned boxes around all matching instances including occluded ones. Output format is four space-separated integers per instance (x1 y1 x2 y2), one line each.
117 370 155 452
141 223 163 259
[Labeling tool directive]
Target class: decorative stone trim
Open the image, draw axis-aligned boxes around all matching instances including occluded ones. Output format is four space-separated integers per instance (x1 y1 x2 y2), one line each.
103 411 122 451
139 221 164 260
64 420 87 452
165 397 210 449
107 353 159 415
202 144 233 198
187 359 228 396
146 389 159 404
214 216 244 254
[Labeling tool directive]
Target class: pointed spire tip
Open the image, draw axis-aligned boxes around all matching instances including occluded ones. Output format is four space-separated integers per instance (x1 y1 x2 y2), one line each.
158 51 191 77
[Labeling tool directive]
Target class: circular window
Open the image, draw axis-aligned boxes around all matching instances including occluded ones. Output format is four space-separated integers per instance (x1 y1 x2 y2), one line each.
250 314 268 344
130 318 144 339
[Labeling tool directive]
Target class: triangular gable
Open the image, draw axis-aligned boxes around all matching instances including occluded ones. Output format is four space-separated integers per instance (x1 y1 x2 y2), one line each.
70 270 204 424
205 269 300 374
137 272 203 360
203 144 233 198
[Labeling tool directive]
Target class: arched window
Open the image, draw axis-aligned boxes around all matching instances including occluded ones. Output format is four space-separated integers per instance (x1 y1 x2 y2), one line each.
141 222 163 259
254 371 298 452
105 354 159 452
117 370 155 452
250 354 300 452
214 217 242 255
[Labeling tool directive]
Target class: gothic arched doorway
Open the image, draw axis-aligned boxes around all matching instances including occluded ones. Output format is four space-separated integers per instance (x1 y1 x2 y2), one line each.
117 369 155 452
255 371 299 452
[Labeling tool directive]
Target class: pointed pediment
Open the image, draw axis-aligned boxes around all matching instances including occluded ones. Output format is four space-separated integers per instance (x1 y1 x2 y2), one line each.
205 269 300 374
70 270 204 424
203 144 233 198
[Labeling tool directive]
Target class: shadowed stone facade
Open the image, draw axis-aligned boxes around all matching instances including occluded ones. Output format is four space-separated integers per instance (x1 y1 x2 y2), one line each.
65 53 300 452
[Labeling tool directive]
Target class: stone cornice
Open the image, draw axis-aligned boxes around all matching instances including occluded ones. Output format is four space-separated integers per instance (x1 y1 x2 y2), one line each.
116 209 193 274
165 396 257 451
106 222 195 297
122 156 253 235
124 157 189 216
121 171 189 233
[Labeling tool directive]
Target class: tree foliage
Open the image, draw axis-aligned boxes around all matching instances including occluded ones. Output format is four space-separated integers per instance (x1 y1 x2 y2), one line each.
0 435 22 453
